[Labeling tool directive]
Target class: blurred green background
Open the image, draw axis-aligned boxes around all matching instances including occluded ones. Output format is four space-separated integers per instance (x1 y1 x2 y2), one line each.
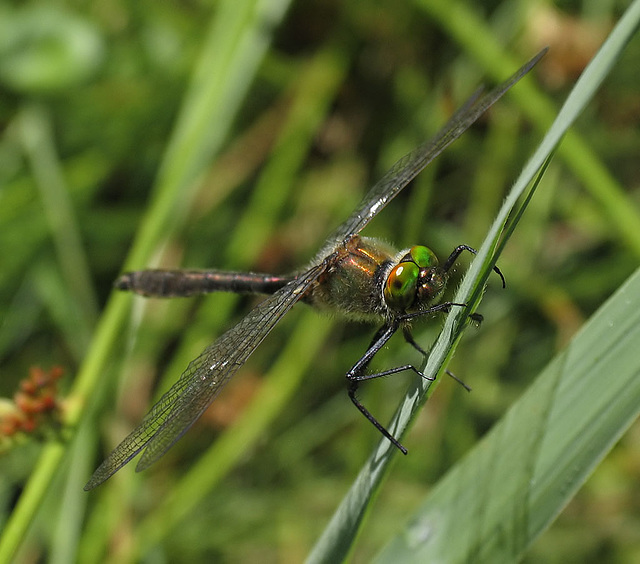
0 0 638 562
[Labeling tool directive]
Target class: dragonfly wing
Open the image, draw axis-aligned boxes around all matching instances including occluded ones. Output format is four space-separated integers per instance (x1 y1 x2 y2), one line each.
84 264 325 490
325 48 547 248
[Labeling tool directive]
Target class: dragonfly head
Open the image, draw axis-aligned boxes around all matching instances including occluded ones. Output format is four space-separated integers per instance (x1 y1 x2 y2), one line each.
383 245 446 314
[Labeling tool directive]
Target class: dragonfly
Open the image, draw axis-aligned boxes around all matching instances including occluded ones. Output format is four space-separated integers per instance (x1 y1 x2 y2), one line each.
85 49 546 490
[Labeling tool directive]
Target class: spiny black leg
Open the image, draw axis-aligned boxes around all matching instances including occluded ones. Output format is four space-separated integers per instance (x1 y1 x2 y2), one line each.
403 302 482 326
348 380 408 454
350 324 432 383
348 323 399 379
444 369 472 392
402 326 427 357
402 326 471 392
350 363 426 383
348 317 450 385
400 301 466 322
346 321 410 454
442 244 506 289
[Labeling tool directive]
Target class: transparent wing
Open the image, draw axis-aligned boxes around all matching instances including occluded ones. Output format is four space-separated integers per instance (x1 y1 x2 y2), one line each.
84 265 325 490
325 48 547 248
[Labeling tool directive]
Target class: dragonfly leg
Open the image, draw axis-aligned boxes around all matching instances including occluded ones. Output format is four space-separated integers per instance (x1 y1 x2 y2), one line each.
348 382 408 455
346 301 480 452
442 244 506 289
402 326 472 392
402 301 483 327
401 301 461 321
346 322 423 455
403 303 484 392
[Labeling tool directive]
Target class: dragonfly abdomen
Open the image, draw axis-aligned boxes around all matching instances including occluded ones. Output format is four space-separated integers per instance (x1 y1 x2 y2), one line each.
115 269 293 298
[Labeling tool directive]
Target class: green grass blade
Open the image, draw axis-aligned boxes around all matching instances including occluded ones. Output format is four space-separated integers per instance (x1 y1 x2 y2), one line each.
0 2 292 562
376 264 640 562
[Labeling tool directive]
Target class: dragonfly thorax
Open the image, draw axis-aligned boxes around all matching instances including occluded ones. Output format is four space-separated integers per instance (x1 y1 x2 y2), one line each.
383 245 446 314
304 237 447 321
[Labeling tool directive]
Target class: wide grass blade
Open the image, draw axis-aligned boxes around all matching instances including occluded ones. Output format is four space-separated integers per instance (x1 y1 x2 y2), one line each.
376 263 640 562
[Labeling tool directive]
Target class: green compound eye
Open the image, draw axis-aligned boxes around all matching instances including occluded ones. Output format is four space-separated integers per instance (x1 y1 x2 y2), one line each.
384 261 419 311
410 245 438 268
